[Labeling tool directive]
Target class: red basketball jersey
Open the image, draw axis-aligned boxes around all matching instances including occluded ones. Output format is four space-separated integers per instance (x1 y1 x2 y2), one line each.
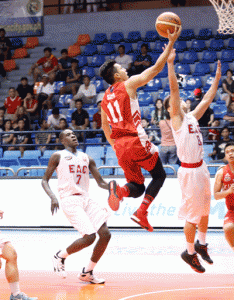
102 82 143 139
222 164 234 210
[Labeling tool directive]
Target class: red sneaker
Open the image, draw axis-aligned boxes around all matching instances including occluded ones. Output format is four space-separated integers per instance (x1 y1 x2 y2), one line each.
131 209 153 232
108 180 123 211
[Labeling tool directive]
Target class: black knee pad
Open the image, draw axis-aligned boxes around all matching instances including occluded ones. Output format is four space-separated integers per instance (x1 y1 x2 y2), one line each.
126 182 145 198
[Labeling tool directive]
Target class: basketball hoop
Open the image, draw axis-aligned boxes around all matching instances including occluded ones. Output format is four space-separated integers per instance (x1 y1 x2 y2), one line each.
209 0 234 34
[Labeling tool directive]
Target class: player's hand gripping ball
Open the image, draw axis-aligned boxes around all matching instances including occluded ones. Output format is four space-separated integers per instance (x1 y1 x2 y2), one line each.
156 12 181 38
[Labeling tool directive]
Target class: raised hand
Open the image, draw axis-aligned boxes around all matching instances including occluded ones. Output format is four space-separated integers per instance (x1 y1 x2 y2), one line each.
167 26 182 43
215 60 222 80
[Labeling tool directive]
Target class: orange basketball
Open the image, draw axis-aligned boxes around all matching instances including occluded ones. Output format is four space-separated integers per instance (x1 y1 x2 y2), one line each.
156 12 181 38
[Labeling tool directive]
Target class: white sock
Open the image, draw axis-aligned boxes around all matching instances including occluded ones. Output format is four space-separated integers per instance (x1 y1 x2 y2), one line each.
9 282 20 296
197 231 206 245
58 250 69 259
85 260 97 272
187 242 195 255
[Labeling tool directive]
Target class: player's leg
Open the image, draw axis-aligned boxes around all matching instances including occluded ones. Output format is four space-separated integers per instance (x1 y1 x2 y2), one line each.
224 222 234 251
2 242 37 300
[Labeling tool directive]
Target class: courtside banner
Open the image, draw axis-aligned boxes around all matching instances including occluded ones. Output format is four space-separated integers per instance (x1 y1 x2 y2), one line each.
0 0 43 37
0 178 226 228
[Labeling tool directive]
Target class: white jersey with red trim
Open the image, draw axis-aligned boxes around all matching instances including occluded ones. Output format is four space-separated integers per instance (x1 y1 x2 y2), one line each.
56 149 90 199
171 113 204 164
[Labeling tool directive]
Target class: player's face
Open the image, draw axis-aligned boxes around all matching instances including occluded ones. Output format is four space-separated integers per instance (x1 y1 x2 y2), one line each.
114 63 129 81
63 130 79 147
225 146 234 162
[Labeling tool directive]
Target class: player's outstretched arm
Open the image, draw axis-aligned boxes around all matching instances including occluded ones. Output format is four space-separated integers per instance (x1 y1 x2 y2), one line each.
192 60 221 121
125 28 181 90
101 108 115 149
88 156 109 190
41 153 60 215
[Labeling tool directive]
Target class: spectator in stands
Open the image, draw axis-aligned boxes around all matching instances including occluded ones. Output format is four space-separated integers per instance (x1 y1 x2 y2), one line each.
141 117 160 143
208 126 232 163
13 106 30 130
223 101 234 126
71 99 89 141
73 75 96 105
55 118 69 150
60 58 82 97
92 100 106 141
23 91 39 124
36 74 55 112
57 49 72 81
131 43 152 75
159 109 178 164
0 28 12 61
35 119 52 153
47 107 66 130
208 119 221 141
16 77 34 101
10 118 30 157
1 119 14 150
4 87 22 120
0 107 5 128
220 69 234 108
185 99 192 113
0 62 10 82
150 99 167 126
115 45 132 74
29 47 58 84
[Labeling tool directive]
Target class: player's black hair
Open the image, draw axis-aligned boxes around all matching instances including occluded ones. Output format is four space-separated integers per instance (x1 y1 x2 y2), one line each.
44 47 52 53
99 59 117 85
61 49 68 54
225 141 234 151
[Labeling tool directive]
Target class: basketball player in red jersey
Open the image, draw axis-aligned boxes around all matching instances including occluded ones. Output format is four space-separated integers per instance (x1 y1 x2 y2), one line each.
214 142 234 253
100 28 181 232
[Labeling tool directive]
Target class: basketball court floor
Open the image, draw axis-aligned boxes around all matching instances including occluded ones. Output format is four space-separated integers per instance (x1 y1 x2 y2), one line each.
0 228 234 299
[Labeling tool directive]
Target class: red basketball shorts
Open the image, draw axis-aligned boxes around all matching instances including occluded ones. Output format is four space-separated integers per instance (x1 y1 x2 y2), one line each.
224 210 234 226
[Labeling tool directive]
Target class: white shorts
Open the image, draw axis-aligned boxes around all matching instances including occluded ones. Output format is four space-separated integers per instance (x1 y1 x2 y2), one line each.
0 232 10 256
60 195 111 236
177 162 211 224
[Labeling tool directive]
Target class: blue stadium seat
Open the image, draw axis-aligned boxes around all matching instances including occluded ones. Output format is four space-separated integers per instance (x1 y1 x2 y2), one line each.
144 78 162 92
19 150 41 166
0 151 21 167
138 92 153 106
178 29 196 41
109 32 125 44
39 150 57 165
0 148 2 158
175 63 191 75
108 53 118 60
77 55 88 67
164 164 179 176
144 30 159 42
103 157 118 175
11 37 23 49
180 90 194 100
157 90 170 100
174 41 187 53
150 51 160 63
126 31 142 43
203 144 214 164
220 50 234 62
82 67 95 79
13 165 28 176
197 28 213 40
200 50 217 63
215 32 230 40
91 79 104 93
184 75 202 90
190 40 206 52
213 104 227 119
203 75 222 91
92 33 108 45
207 164 223 176
192 62 210 76
119 42 133 54
99 43 115 55
89 54 105 67
208 39 225 51
85 138 102 145
153 40 164 53
155 65 168 78
54 81 65 94
86 146 104 158
227 38 234 50
83 44 98 56
211 62 229 76
180 51 198 64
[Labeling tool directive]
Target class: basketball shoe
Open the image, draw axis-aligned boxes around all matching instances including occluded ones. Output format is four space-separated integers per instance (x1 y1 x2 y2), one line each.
10 292 38 300
131 209 153 232
52 251 67 278
78 268 105 284
108 180 123 211
181 250 205 273
195 240 213 264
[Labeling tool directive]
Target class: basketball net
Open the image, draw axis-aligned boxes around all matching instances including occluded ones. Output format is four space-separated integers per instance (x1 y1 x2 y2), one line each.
209 0 234 34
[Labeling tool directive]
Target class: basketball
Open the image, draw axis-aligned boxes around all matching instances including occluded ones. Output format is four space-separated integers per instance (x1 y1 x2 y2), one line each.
156 12 181 38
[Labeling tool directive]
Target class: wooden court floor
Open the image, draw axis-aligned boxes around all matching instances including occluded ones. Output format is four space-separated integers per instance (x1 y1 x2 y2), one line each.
1 271 234 300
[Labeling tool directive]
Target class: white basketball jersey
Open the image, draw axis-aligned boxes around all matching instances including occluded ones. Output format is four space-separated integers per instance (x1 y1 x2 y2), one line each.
171 113 204 163
56 149 90 199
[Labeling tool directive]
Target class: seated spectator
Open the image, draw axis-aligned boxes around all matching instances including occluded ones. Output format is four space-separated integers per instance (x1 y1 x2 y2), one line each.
16 77 34 101
4 87 22 120
57 49 72 81
141 117 160 143
208 119 221 141
151 99 167 126
55 118 68 149
185 99 192 113
71 99 89 141
10 118 30 157
36 74 55 112
115 45 132 73
35 119 51 153
1 119 14 150
131 43 152 75
0 28 12 61
12 106 30 130
0 107 5 129
224 101 234 126
47 107 66 130
23 92 39 124
60 58 82 96
0 62 10 82
208 126 232 163
92 100 105 141
220 69 234 108
29 47 58 84
73 75 96 106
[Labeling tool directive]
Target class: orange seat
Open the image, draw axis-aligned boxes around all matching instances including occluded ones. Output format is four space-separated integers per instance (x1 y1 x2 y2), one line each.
25 37 39 49
76 34 91 46
3 59 17 72
12 47 28 59
68 44 81 57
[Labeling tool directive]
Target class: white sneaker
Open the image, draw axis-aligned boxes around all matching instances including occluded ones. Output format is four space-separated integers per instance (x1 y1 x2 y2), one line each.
78 267 105 284
52 251 67 278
